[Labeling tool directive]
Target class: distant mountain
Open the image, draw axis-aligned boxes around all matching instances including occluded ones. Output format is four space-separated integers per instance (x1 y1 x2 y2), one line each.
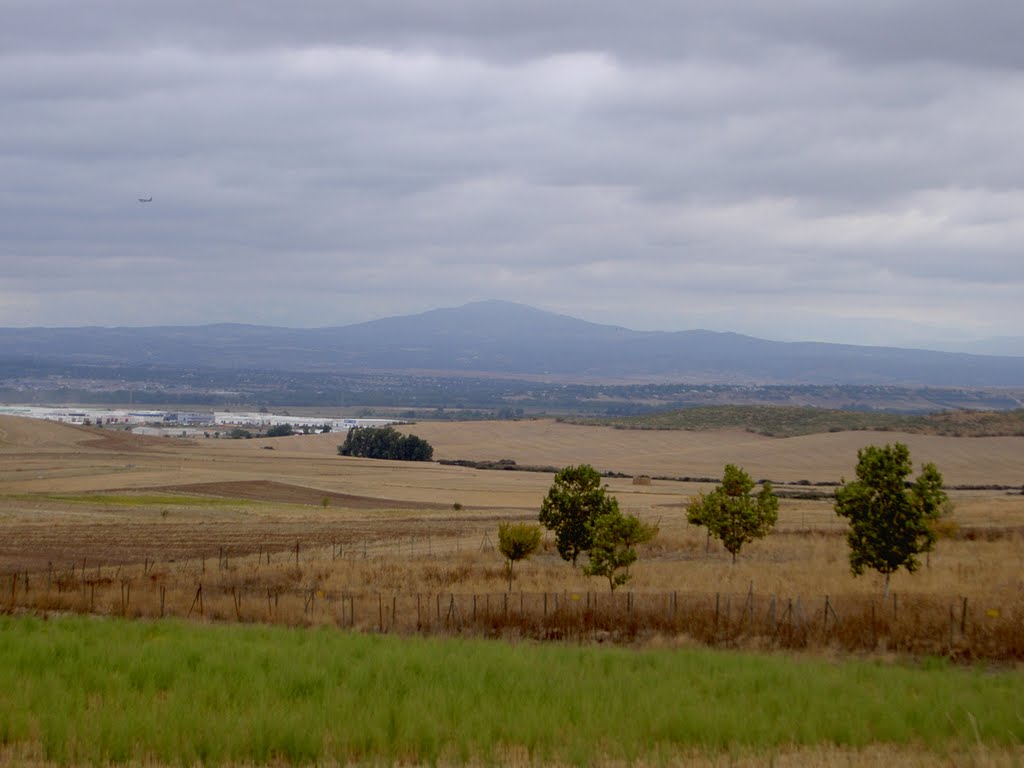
954 337 1024 357
2 300 1024 387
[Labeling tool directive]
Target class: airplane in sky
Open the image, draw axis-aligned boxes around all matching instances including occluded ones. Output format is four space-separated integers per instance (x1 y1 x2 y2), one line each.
137 196 153 203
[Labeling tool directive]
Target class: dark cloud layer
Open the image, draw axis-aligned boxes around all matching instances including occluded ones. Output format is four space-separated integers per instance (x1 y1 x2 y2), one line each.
2 1 1022 348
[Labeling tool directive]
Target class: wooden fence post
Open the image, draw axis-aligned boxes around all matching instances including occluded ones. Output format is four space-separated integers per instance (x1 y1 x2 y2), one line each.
188 584 203 618
120 579 131 616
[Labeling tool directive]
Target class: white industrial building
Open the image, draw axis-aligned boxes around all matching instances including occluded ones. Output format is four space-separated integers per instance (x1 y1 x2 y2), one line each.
212 412 399 431
0 406 401 434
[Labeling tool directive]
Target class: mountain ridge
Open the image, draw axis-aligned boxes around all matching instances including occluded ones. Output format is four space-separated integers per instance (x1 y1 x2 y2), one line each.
1 300 1022 387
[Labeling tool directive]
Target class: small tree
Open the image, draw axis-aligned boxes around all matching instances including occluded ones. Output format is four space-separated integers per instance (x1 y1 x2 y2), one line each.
265 423 294 437
834 443 948 596
539 464 618 566
583 510 658 591
497 522 542 591
686 464 778 563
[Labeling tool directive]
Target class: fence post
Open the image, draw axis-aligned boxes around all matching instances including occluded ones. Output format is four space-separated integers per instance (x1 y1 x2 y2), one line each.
960 596 968 635
871 600 877 647
188 584 203 618
121 579 132 616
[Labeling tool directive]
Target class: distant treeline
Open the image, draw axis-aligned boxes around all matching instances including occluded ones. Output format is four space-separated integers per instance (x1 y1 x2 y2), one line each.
562 405 1024 438
3 358 1023 416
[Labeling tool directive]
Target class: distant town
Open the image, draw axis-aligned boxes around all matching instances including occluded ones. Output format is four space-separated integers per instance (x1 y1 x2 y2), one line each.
0 405 398 437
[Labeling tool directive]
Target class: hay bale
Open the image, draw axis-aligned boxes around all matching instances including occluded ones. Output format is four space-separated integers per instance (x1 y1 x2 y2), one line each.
632 475 652 486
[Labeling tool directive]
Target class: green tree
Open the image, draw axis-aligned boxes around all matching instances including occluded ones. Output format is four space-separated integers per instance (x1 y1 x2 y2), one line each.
338 426 433 461
686 464 778 563
497 522 542 591
265 423 294 437
583 510 658 591
834 443 948 596
539 464 617 566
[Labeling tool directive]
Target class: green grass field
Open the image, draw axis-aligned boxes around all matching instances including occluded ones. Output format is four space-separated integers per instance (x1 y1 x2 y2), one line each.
1 615 1021 766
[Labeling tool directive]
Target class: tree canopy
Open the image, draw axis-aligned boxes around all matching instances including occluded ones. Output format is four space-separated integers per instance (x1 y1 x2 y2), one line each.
834 442 948 595
538 464 617 566
686 464 778 563
497 522 543 591
337 426 434 461
583 510 658 591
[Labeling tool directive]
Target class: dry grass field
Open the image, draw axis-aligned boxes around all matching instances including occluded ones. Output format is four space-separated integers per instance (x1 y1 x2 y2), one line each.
2 414 1023 657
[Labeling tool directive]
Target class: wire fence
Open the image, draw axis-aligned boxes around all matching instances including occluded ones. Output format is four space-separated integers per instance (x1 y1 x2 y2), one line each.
4 567 1022 660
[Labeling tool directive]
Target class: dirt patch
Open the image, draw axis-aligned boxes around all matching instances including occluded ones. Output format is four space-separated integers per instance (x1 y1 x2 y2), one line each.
150 480 452 510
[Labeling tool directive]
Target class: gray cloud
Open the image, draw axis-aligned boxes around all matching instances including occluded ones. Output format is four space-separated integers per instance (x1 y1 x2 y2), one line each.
1 1 1022 349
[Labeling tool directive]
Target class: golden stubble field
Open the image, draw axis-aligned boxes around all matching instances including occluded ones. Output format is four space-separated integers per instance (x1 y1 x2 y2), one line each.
1 414 1023 634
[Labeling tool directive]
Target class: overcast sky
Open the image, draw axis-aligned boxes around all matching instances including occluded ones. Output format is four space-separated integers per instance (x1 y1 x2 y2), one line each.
3 1 1023 349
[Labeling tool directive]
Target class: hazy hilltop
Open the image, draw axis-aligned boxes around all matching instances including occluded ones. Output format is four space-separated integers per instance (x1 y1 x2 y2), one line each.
2 300 1024 387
